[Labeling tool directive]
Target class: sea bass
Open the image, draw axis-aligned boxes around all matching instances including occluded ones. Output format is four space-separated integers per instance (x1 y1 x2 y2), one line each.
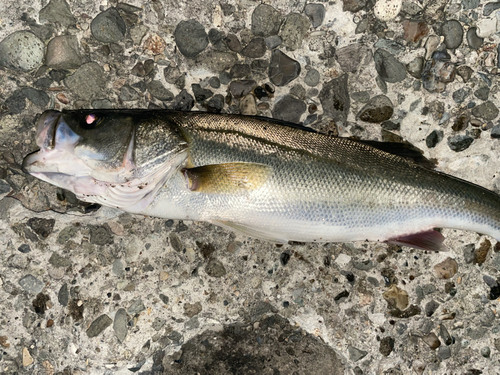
23 109 500 250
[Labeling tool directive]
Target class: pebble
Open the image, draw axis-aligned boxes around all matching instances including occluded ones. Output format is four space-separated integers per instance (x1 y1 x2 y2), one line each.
466 27 483 50
87 314 113 338
91 8 126 43
319 74 350 124
422 332 441 349
374 0 402 21
19 274 45 294
402 20 429 43
426 129 444 148
456 65 473 82
357 95 394 123
239 94 257 115
128 299 146 315
491 125 500 138
45 35 82 69
171 89 194 111
336 43 371 73
192 84 213 102
174 20 208 58
348 346 368 361
240 37 266 58
449 135 473 151
196 50 237 73
484 2 500 16
268 50 301 86
205 259 226 277
229 80 257 99
476 17 498 38
230 63 251 78
472 101 499 121
18 244 31 254
58 283 68 306
343 0 367 13
113 308 128 342
452 87 470 103
481 346 491 357
0 31 45 72
441 20 463 49
383 284 409 310
206 94 225 113
425 300 439 317
49 252 72 268
184 302 203 318
406 56 424 79
374 49 406 83
265 35 282 49
65 62 106 100
251 4 283 37
374 39 405 55
434 257 458 278
225 33 242 52
304 69 320 87
23 347 34 367
305 4 326 28
474 86 490 100
437 345 451 360
39 0 75 26
147 80 174 101
272 95 306 123
421 55 456 93
22 88 50 108
27 218 55 238
120 85 140 101
379 337 395 356
280 13 310 51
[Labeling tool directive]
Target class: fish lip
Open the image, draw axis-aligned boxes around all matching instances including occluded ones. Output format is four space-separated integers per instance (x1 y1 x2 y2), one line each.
21 150 39 174
36 110 62 150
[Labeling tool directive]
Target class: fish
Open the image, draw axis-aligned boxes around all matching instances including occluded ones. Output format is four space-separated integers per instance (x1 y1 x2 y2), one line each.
22 109 500 251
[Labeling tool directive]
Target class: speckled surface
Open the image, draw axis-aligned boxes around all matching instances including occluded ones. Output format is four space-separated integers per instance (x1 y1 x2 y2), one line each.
1 0 500 374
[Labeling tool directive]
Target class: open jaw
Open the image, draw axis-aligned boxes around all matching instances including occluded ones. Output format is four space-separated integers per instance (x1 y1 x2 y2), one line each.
22 110 186 212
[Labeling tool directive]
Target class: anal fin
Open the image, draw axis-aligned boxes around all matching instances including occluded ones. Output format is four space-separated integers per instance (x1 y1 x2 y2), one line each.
386 229 447 251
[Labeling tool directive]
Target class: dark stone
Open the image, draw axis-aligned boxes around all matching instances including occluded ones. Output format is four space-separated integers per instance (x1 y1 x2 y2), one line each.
441 20 463 49
269 49 301 86
171 89 194 111
305 3 326 28
448 135 474 152
65 62 106 100
334 290 349 301
491 125 500 139
342 0 367 12
379 337 395 356
5 90 26 114
319 74 350 125
147 80 174 101
27 218 55 239
49 252 72 268
229 80 257 99
241 37 266 58
452 87 471 103
426 130 444 148
280 251 291 266
89 225 113 245
206 94 224 113
224 33 242 52
425 300 440 317
39 0 76 26
251 4 283 37
49 69 69 82
456 65 473 82
357 95 394 123
483 1 500 16
174 19 208 58
467 27 483 50
374 49 406 83
205 259 226 277
18 244 31 253
336 43 371 73
86 314 113 338
33 292 50 314
58 283 69 306
230 63 251 78
191 84 213 102
381 120 400 131
474 86 490 100
472 101 499 121
272 95 306 123
90 8 126 43
34 77 53 89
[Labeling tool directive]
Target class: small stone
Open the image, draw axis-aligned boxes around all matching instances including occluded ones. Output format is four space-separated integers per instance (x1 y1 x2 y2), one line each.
251 4 283 37
304 69 320 87
265 35 282 49
65 62 106 100
112 259 125 277
343 0 367 12
87 314 113 338
0 31 45 72
207 94 225 113
483 2 500 16
437 345 451 360
348 346 368 361
23 347 34 366
195 50 237 73
319 74 350 125
224 33 242 52
205 259 226 277
456 65 473 82
172 89 194 111
305 4 326 27
33 292 50 314
336 43 371 73
406 56 424 79
272 95 306 123
130 24 149 45
374 0 402 21
0 336 10 348
240 37 266 58
239 94 257 116
402 20 429 43
434 257 458 279
358 95 394 123
452 87 470 103
152 317 166 331
268 50 301 86
448 135 474 152
441 20 463 49
474 239 491 265
128 299 146 316
426 129 443 148
18 244 31 253
474 86 490 100
147 80 173 101
58 283 69 306
422 332 441 349
383 284 409 310
476 17 498 38
466 27 483 50
491 125 500 138
45 35 82 69
280 13 310 51
174 20 208 58
374 49 406 83
230 63 251 78
472 101 499 121
184 302 203 317
91 8 126 43
19 274 44 294
49 252 72 268
39 0 76 26
425 300 439 317
481 346 491 358
89 225 113 245
379 337 395 356
229 80 257 99
27 218 55 238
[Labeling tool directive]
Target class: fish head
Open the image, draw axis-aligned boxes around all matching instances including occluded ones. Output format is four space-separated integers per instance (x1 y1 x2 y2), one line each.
23 110 188 211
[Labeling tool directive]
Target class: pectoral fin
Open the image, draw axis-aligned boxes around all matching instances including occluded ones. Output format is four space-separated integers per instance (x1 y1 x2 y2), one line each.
182 162 271 194
211 220 288 244
386 229 447 251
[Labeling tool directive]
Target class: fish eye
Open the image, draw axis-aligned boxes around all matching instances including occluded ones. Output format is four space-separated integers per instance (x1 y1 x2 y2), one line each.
86 114 97 125
81 113 102 129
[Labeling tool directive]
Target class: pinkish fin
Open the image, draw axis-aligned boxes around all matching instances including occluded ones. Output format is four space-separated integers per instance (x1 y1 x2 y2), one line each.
386 230 447 251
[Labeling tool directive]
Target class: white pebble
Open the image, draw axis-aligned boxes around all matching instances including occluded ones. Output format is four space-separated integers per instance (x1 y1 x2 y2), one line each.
374 0 402 22
476 17 498 38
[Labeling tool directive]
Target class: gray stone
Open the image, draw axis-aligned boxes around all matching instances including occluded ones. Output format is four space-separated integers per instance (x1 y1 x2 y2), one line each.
39 0 76 26
112 259 125 277
467 27 483 50
265 35 282 49
89 225 113 245
19 274 45 294
46 35 82 69
224 33 242 52
87 314 113 338
57 226 77 244
230 64 251 78
241 37 266 58
343 0 367 12
147 80 174 101
49 252 72 268
21 88 50 108
152 317 166 331
452 87 471 103
251 4 283 37
374 39 406 55
58 283 69 307
483 1 500 15
448 135 474 152
406 56 424 79
113 308 128 342
358 95 393 123
491 125 500 138
27 218 55 238
205 259 227 277
472 101 499 121
195 50 237 73
120 85 140 101
17 244 31 254
319 74 350 125
91 8 126 43
305 4 326 28
174 19 208 58
336 43 371 73
304 69 320 87
348 346 368 361
426 129 444 148
229 80 257 99
474 86 490 100
379 337 395 356
438 345 451 359
269 50 301 86
128 299 146 315
441 20 463 49
0 31 45 72
172 89 194 111
272 95 306 123
280 13 310 51
65 62 106 100
374 49 406 83
481 346 491 357
191 84 213 102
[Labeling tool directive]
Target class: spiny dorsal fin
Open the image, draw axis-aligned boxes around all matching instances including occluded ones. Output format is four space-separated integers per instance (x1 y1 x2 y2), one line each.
182 162 271 193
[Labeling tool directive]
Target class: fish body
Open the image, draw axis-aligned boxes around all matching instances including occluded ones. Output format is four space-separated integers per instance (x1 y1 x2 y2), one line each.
23 109 500 250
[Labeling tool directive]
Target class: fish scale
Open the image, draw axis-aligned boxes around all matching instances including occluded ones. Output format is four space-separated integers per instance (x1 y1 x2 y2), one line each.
22 109 500 250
